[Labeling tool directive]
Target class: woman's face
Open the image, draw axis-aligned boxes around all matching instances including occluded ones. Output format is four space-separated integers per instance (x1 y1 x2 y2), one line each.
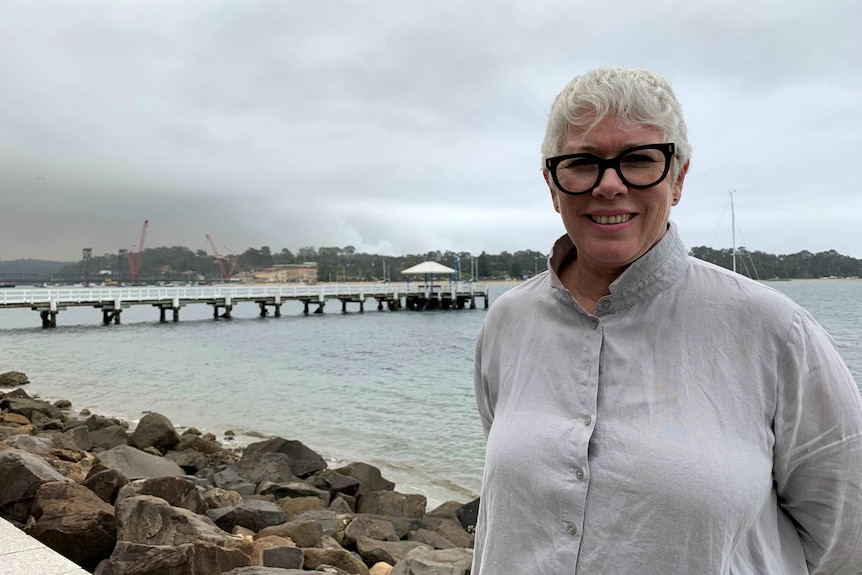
544 115 688 276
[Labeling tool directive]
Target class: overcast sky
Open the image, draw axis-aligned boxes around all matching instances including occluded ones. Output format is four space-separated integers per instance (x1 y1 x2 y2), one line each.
1 0 860 262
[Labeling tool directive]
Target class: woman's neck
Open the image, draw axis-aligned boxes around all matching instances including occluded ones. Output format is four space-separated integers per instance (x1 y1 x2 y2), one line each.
559 259 625 314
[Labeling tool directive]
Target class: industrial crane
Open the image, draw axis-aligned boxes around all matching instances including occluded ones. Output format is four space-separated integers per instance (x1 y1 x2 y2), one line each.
127 220 148 281
205 234 240 281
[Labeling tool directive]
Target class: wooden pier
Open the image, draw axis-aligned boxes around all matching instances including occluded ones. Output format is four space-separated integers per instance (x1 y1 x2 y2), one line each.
0 283 489 328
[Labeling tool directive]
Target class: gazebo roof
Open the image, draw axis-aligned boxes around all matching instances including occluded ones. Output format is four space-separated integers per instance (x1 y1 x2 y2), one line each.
400 261 457 275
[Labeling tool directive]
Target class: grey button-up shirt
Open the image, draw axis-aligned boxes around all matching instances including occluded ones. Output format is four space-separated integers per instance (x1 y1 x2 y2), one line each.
473 223 862 574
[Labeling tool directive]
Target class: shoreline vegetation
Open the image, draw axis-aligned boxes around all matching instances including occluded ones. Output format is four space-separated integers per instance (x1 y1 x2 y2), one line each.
1 243 861 285
0 372 477 575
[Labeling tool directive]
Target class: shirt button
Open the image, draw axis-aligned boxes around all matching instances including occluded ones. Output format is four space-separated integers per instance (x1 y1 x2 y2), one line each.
566 523 578 536
584 416 592 427
589 318 599 330
598 300 611 311
576 467 585 480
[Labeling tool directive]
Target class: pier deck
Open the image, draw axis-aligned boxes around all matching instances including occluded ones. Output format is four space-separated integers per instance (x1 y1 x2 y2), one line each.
0 517 90 574
0 282 488 327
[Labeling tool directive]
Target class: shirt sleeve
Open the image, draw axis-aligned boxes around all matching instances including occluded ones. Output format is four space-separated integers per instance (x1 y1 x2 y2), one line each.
773 307 862 575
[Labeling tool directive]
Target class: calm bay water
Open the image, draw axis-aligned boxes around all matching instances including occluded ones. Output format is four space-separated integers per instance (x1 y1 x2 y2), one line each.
0 279 860 508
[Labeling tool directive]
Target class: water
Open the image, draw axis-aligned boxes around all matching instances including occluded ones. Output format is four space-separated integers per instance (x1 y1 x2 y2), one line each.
1 279 860 509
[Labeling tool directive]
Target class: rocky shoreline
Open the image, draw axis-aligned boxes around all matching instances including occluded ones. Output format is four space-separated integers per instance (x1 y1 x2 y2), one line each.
0 371 477 575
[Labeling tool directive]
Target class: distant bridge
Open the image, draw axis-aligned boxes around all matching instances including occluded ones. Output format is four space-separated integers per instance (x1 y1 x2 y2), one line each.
0 283 489 328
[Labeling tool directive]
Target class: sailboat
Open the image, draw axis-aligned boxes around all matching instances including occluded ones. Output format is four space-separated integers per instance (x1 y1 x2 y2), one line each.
729 191 760 280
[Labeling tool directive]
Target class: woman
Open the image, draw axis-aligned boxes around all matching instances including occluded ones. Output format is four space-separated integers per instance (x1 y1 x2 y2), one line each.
472 67 862 574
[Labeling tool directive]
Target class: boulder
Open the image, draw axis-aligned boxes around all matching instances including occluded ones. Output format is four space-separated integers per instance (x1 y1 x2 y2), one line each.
260 481 331 506
389 547 473 575
407 529 456 550
4 434 54 456
84 467 129 504
420 518 473 549
86 414 124 431
343 515 398 546
166 449 209 473
175 433 230 455
45 425 93 451
220 568 310 575
91 424 130 450
357 537 431 567
0 449 70 508
279 496 326 521
0 371 29 387
329 495 354 514
252 536 304 569
204 465 258 495
302 547 370 575
238 452 301 485
128 412 180 453
205 487 245 509
94 540 251 575
27 480 117 570
206 500 287 533
333 462 395 495
0 412 31 425
241 437 326 478
357 491 426 519
115 495 244 548
0 397 61 421
307 469 361 498
116 476 208 514
96 444 185 479
370 563 394 575
257 519 324 548
293 510 340 536
454 498 478 532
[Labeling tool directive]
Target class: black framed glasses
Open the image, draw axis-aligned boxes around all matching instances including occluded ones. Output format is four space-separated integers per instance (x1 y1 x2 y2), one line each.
545 143 675 195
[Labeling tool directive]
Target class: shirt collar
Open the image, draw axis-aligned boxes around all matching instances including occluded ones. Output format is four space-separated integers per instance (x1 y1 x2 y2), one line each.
547 221 690 312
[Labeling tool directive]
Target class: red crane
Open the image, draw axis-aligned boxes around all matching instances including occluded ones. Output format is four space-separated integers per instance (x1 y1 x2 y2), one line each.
206 234 240 281
126 220 148 281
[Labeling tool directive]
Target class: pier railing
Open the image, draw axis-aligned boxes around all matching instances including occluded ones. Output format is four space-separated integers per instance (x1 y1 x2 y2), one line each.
0 282 489 327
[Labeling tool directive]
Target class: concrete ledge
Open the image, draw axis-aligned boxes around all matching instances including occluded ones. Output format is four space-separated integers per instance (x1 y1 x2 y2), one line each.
0 517 91 574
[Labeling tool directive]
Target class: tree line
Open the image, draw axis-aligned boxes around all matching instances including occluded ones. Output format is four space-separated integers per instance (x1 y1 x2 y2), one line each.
52 244 861 283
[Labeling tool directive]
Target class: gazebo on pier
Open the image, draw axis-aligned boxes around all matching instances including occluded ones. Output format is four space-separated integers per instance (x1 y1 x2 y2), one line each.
400 261 475 310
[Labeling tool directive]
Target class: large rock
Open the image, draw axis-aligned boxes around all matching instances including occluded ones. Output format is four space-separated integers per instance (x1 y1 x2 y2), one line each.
206 500 287 533
205 487 244 509
0 449 70 508
4 434 54 456
84 467 129 504
390 547 473 575
117 476 208 514
308 469 361 498
90 425 130 450
128 412 180 453
175 433 230 455
357 537 430 566
334 462 395 495
420 517 473 549
220 568 310 575
166 449 209 474
238 452 301 485
251 535 304 569
260 481 330 506
27 480 117 570
241 437 326 478
357 491 426 519
0 371 29 387
115 495 245 548
96 444 185 479
343 515 398 546
302 547 370 575
0 397 60 421
279 496 326 521
94 540 251 575
407 529 457 550
256 519 324 548
454 498 478 532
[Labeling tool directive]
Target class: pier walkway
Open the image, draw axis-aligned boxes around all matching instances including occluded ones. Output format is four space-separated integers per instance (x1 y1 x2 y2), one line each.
0 517 90 574
0 282 489 327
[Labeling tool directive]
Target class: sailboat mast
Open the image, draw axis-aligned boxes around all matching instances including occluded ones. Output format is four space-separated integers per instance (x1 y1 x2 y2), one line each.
731 190 737 273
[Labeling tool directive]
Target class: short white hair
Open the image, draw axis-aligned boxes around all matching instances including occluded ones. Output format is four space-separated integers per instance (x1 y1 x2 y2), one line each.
541 67 691 179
